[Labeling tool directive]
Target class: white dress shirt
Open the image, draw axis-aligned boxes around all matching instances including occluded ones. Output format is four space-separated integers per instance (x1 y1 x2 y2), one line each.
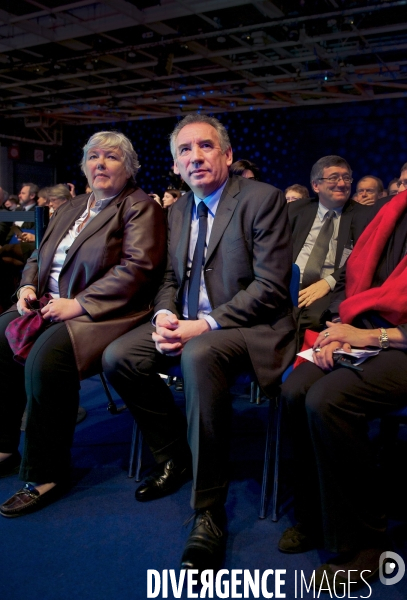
47 193 116 296
295 202 343 290
155 179 228 329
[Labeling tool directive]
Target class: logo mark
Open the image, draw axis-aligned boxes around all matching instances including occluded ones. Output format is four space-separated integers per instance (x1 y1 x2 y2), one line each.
379 551 405 586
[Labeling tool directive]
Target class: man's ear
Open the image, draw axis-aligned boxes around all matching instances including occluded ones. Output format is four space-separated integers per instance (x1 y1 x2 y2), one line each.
173 160 180 175
311 180 319 194
225 147 233 167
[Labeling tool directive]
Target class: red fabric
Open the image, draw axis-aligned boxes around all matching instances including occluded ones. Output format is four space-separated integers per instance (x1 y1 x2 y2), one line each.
5 294 53 365
293 329 319 369
339 190 407 326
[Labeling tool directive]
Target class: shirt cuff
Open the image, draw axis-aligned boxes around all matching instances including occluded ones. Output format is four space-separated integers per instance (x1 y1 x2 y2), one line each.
202 315 221 330
324 275 336 291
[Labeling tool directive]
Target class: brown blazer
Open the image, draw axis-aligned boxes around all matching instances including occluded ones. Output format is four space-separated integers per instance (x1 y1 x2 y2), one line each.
154 175 296 396
16 181 167 379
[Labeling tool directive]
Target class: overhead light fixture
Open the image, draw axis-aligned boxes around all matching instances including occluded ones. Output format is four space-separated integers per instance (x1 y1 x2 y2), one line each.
217 36 226 43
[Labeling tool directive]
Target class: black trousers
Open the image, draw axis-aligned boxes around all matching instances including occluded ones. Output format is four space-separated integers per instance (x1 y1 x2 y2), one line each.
294 293 333 346
0 310 80 483
281 350 407 553
102 322 252 509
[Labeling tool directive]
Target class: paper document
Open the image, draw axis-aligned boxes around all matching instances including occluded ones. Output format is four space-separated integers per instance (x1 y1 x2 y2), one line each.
297 347 381 365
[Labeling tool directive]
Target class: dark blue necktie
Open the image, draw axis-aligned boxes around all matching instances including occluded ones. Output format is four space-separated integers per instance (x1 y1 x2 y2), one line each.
188 201 208 319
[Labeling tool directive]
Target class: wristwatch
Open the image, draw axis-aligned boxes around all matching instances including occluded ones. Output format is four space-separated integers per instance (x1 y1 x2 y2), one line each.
378 327 390 349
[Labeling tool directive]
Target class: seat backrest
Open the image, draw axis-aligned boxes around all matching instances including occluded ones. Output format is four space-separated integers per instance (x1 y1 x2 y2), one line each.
0 206 49 249
34 206 50 248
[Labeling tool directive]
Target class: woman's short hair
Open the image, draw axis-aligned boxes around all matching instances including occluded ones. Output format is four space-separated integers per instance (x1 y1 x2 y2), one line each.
81 131 140 178
165 189 182 200
229 159 261 181
38 187 51 201
169 114 231 159
48 184 72 202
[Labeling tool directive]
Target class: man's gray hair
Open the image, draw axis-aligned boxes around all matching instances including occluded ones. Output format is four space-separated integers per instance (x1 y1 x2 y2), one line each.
169 114 231 159
400 162 407 174
81 131 140 178
310 155 352 184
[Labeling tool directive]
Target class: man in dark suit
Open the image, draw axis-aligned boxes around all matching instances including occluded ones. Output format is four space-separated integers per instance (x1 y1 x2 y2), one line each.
103 114 296 572
289 156 369 337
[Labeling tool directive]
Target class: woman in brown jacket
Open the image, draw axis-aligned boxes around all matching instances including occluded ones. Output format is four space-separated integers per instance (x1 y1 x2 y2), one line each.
0 131 167 517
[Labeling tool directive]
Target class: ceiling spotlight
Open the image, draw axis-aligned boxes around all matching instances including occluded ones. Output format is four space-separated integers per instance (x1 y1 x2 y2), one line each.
217 36 226 43
85 61 93 70
128 51 136 58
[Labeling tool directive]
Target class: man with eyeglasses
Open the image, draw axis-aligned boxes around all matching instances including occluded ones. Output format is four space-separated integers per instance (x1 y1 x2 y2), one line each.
289 155 370 338
355 175 384 206
397 162 407 193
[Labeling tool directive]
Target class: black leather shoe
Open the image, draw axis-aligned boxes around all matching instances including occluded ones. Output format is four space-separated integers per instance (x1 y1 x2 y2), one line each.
0 453 21 479
181 507 227 574
278 522 321 553
135 459 192 502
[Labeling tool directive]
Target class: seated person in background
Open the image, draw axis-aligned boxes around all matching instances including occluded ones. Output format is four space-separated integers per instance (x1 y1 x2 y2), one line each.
18 184 71 245
387 177 400 197
0 130 166 518
279 189 407 591
36 187 51 208
354 175 384 205
0 187 9 207
285 184 309 203
289 155 369 338
396 162 407 193
0 183 38 247
102 114 296 574
162 188 181 209
229 158 261 180
4 196 20 211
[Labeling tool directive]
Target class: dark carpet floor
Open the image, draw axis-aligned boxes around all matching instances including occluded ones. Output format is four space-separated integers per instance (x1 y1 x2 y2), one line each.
1 376 406 600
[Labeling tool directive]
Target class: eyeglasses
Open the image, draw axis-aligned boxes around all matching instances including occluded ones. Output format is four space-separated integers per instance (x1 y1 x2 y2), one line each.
318 175 353 184
286 195 301 202
397 179 407 188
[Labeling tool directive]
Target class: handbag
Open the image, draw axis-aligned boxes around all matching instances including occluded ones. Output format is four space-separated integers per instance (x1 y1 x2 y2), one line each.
5 294 54 365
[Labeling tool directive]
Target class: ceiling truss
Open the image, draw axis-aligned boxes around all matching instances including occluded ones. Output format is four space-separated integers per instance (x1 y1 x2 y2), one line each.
0 0 406 138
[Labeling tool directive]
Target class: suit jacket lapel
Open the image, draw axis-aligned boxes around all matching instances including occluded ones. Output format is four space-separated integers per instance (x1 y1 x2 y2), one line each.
292 201 318 260
172 193 194 283
61 184 137 273
205 177 239 265
38 199 87 288
335 200 353 269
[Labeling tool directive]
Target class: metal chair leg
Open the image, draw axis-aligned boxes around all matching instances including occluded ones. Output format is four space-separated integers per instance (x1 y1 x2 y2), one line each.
250 382 262 404
259 397 277 519
99 372 127 414
270 397 283 522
